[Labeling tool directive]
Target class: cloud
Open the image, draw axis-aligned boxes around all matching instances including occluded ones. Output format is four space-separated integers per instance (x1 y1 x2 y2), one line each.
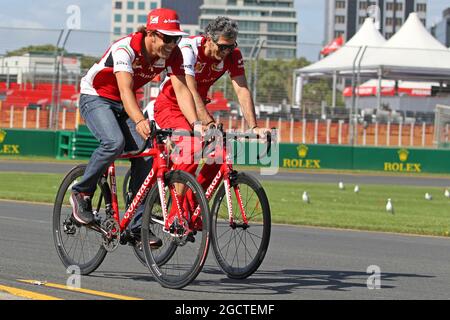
0 14 45 29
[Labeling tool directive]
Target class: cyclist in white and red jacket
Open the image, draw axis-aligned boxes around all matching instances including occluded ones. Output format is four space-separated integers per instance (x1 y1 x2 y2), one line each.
153 16 269 206
70 8 199 247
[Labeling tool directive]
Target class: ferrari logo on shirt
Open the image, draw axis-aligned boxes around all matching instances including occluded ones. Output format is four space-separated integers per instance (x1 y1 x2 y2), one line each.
211 61 224 72
194 62 206 73
132 60 143 69
153 58 166 68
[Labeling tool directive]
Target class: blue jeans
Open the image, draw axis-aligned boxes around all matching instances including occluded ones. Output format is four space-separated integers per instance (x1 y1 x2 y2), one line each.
72 94 151 232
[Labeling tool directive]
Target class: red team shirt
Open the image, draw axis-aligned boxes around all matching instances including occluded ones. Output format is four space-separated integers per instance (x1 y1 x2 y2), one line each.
80 32 185 102
156 36 246 107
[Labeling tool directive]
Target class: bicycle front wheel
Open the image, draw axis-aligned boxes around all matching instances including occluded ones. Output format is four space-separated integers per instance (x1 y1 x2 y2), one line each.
211 172 271 279
141 170 210 289
52 165 110 275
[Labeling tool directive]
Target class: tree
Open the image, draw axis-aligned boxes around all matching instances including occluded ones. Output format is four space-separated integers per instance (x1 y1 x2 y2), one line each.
253 57 311 105
6 45 98 70
80 56 99 70
6 44 65 56
210 57 316 107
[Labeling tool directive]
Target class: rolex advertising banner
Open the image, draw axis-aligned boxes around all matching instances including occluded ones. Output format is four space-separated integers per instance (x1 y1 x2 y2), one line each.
1 128 450 174
0 129 57 157
279 143 450 174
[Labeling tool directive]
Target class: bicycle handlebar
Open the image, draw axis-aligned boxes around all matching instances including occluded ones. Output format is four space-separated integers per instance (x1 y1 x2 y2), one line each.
120 120 173 157
205 123 273 160
122 120 274 159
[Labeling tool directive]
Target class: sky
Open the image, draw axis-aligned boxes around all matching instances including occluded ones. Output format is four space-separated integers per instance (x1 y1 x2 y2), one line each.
0 0 449 60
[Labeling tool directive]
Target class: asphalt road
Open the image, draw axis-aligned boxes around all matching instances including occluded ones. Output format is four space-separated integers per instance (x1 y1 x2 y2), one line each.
1 200 449 300
1 160 449 301
0 160 449 187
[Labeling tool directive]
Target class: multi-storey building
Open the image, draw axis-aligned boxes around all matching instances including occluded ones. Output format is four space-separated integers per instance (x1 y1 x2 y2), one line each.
431 8 450 47
199 0 297 59
110 0 203 41
324 0 428 44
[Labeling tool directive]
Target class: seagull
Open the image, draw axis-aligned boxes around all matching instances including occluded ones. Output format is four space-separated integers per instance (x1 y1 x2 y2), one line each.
445 189 450 198
302 191 310 204
338 181 345 190
425 193 432 201
386 199 394 214
354 185 360 193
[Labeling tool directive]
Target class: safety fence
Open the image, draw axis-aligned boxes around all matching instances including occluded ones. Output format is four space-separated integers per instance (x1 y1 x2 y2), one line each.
1 26 447 149
0 108 440 148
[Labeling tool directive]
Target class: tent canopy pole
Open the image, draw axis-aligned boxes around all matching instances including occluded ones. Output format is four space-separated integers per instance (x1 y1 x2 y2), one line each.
332 71 337 109
377 67 382 110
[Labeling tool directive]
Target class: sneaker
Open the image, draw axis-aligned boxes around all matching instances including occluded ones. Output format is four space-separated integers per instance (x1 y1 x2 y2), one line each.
131 228 163 249
70 191 94 225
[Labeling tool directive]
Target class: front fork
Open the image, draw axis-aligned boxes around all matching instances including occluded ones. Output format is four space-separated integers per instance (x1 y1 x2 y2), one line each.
224 171 249 228
160 177 192 236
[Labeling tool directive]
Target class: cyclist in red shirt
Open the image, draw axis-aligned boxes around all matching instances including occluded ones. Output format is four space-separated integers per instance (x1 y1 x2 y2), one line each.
70 8 199 246
153 16 269 200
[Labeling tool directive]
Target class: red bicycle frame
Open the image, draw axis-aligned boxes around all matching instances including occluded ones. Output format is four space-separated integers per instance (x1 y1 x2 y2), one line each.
103 137 170 234
190 135 250 228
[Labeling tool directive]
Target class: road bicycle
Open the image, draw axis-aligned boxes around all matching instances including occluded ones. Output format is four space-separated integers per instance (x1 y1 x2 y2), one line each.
123 124 272 279
53 121 210 289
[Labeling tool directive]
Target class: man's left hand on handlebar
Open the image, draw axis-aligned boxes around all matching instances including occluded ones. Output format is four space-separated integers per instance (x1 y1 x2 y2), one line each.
136 118 151 140
250 126 271 141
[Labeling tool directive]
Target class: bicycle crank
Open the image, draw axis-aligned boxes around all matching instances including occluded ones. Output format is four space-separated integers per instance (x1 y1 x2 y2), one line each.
89 218 120 252
165 218 195 246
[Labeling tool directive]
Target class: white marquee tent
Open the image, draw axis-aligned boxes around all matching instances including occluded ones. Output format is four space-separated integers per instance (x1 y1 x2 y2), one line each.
299 17 386 75
358 12 450 80
294 13 450 109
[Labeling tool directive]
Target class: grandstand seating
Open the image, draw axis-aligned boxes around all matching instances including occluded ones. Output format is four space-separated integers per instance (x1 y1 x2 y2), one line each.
0 82 79 109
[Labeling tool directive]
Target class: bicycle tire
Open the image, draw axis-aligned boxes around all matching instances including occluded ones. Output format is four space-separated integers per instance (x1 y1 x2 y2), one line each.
52 165 109 275
211 172 271 279
122 168 131 204
141 170 210 289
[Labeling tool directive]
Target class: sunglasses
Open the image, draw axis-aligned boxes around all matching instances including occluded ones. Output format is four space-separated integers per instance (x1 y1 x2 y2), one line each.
154 32 182 45
214 41 238 52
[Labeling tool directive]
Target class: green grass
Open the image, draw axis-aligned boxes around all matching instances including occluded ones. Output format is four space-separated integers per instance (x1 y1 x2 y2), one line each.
263 181 450 237
0 172 449 237
0 172 126 204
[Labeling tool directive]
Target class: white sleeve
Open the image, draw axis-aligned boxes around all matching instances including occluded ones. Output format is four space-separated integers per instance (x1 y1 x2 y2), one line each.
180 45 196 77
112 45 135 74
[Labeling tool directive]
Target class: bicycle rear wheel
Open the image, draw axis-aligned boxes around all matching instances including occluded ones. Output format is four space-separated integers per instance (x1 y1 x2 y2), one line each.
52 165 110 275
211 172 271 279
141 170 210 289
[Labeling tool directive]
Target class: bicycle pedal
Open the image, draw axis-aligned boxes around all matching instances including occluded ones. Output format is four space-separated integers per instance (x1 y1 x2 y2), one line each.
119 231 132 245
186 233 195 243
69 216 83 228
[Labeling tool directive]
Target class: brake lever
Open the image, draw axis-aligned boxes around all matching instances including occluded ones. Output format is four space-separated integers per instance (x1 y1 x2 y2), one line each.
256 128 273 161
